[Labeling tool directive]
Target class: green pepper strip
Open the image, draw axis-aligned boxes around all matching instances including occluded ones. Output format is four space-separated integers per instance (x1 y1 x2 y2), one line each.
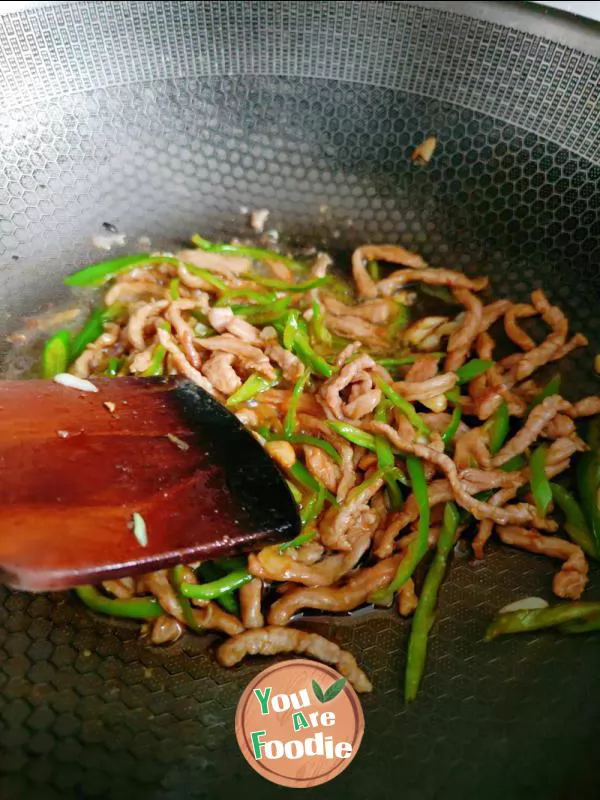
455 359 494 384
310 300 332 345
530 445 552 518
170 566 203 630
213 556 247 572
559 612 600 633
550 483 598 558
226 373 278 406
235 296 293 325
371 456 430 603
487 400 509 455
388 303 410 339
501 454 527 472
376 354 444 367
260 426 342 466
419 284 457 305
180 570 252 600
526 374 561 415
288 462 338 506
374 403 403 510
283 310 301 350
405 502 460 702
375 376 430 437
327 421 377 450
65 254 168 286
442 405 462 445
104 357 124 377
485 601 600 640
576 417 600 556
191 234 306 273
244 273 329 292
293 335 333 378
75 585 162 619
195 562 239 615
65 253 226 290
300 484 326 527
283 370 311 438
367 260 380 281
215 288 277 306
279 528 318 552
169 277 180 299
142 344 167 377
285 434 342 465
42 330 70 378
286 480 303 504
70 304 126 361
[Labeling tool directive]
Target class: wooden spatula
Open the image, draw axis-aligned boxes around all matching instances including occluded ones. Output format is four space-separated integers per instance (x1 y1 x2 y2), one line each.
0 377 300 592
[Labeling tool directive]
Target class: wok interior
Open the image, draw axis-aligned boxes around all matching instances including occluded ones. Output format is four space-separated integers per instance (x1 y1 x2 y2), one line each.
1 3 600 799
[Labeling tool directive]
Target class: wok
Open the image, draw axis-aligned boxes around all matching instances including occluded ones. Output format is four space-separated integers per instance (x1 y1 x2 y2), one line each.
1 2 600 798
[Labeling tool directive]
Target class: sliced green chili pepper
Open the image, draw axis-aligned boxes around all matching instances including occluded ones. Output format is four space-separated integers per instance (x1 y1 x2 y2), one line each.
191 234 306 273
182 263 226 292
285 434 342 465
142 344 167 377
283 310 301 350
327 421 377 450
141 323 170 377
325 274 354 302
169 277 180 299
559 612 600 633
292 333 333 378
500 454 527 472
235 295 293 325
75 585 162 619
485 601 600 640
195 562 239 615
442 405 462 445
244 273 329 292
300 484 326 527
488 400 509 455
388 303 410 339
367 260 381 281
180 570 252 601
170 566 203 630
576 418 600 556
42 329 70 378
376 354 444 368
550 483 598 558
65 254 169 286
530 445 552 518
226 373 278 406
374 376 430 437
286 480 303 504
310 300 332 345
405 502 460 702
215 288 277 306
455 359 494 384
65 253 216 289
70 304 127 361
284 371 310 438
374 403 403 510
279 528 318 553
213 556 248 572
526 374 561 415
371 456 430 603
419 284 457 305
104 357 124 377
288 462 338 506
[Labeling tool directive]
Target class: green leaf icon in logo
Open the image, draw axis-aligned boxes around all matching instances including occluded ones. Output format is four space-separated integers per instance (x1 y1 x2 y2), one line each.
312 677 347 703
312 679 325 703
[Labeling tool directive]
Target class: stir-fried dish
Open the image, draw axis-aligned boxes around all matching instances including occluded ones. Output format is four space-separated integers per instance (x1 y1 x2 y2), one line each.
33 233 600 698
